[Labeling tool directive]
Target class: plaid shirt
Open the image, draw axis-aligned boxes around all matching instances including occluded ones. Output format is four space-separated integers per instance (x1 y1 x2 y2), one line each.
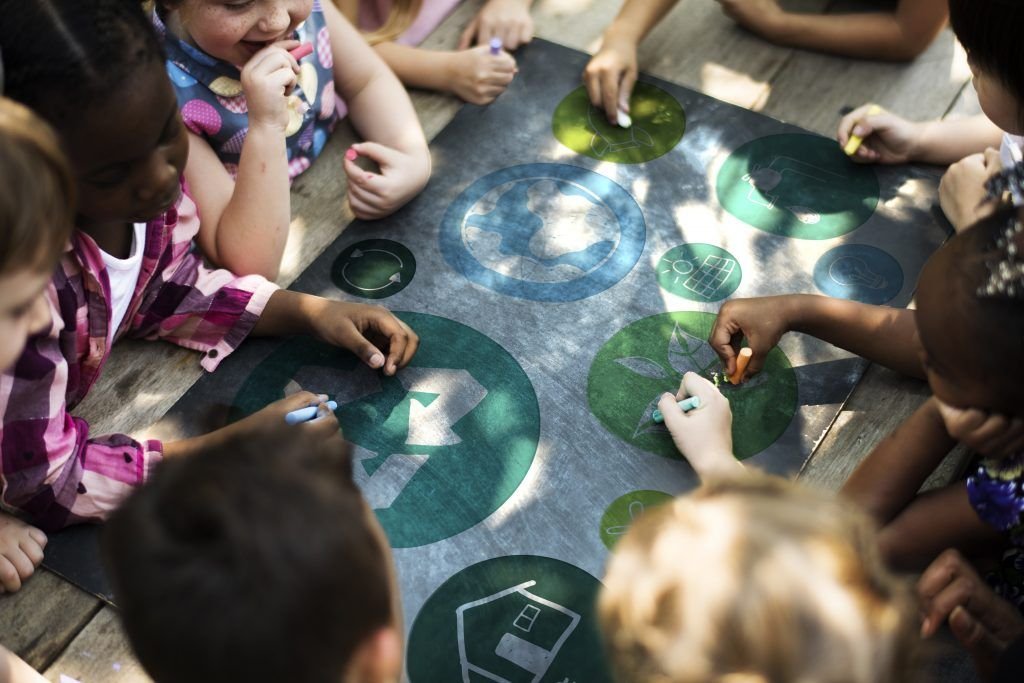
0 191 278 531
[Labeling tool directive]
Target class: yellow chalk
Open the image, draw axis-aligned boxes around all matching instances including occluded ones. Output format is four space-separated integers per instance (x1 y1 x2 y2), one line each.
843 105 882 157
729 347 753 385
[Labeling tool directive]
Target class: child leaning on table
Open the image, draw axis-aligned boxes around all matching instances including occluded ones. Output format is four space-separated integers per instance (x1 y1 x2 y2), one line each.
599 374 919 683
103 437 401 683
838 0 1024 232
0 0 417 533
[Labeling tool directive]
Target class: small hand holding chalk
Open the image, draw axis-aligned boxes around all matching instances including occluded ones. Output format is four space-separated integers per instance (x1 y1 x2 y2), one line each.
449 44 517 105
658 372 741 479
343 141 431 220
583 34 638 126
240 40 302 131
836 104 919 165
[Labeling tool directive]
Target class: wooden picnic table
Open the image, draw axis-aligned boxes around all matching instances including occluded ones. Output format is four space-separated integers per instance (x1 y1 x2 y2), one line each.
0 0 979 679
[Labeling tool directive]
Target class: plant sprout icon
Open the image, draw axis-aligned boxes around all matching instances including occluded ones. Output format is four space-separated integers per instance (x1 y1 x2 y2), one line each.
604 500 647 537
586 106 654 158
828 256 887 290
741 156 845 225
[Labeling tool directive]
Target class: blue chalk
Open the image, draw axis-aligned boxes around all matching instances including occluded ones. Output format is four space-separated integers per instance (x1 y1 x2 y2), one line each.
652 396 701 424
285 400 338 425
489 37 503 55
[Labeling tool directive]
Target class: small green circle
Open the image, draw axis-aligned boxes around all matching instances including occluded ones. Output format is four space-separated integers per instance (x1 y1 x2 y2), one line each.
330 239 415 299
716 134 880 239
587 312 798 460
552 83 685 164
656 243 742 301
599 490 673 550
407 555 612 682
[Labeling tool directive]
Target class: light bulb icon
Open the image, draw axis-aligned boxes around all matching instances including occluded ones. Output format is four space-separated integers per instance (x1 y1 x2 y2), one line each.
828 256 887 290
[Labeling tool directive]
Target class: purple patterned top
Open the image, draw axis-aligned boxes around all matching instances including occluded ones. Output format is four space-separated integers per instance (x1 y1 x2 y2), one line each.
968 452 1024 532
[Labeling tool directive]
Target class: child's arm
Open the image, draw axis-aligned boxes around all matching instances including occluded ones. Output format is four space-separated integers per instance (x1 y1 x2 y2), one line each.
370 42 517 105
718 0 947 62
708 294 923 380
937 400 1024 459
658 372 745 479
186 44 301 281
0 646 48 683
321 2 431 219
839 108 1005 166
584 0 681 124
458 0 535 51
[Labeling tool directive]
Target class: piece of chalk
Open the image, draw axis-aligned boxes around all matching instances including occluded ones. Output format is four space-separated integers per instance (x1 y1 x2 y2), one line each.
843 104 881 156
489 37 503 56
285 400 338 425
289 43 313 61
652 396 701 424
729 347 753 385
616 109 632 129
345 147 359 162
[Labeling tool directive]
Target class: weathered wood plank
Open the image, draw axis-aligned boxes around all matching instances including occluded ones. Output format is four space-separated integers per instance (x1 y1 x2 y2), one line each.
42 608 148 683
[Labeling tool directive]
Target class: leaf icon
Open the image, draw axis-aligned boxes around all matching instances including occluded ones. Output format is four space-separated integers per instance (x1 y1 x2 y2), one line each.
667 324 717 375
633 394 670 438
615 357 671 380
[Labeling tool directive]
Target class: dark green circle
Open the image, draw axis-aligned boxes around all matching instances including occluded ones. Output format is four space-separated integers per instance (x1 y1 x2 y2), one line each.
715 134 880 239
407 555 612 682
599 490 673 550
656 243 742 302
586 312 798 460
330 239 415 299
552 84 685 163
230 313 540 548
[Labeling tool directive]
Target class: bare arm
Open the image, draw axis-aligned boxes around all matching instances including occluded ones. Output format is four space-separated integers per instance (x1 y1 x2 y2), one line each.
603 0 682 45
910 115 1006 166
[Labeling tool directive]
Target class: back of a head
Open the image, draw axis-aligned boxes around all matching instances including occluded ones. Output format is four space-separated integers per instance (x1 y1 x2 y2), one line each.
0 97 73 273
599 474 917 683
949 0 1024 114
103 440 394 683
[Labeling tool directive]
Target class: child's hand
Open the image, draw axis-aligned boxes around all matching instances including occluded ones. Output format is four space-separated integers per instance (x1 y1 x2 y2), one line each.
310 301 418 376
228 392 347 458
717 0 785 35
240 41 301 132
939 149 1003 232
837 104 922 164
344 142 431 220
0 511 46 593
935 399 1024 458
584 35 639 125
918 549 1024 678
709 295 799 378
458 0 534 51
658 372 742 479
446 46 517 105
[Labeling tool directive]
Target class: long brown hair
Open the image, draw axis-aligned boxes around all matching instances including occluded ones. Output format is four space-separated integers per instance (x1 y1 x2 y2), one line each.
335 0 423 45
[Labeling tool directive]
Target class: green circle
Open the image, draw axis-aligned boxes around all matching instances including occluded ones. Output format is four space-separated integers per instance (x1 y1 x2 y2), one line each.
230 313 540 548
330 239 415 299
587 312 798 460
552 83 686 164
656 243 742 302
599 490 673 550
715 134 880 239
407 555 613 682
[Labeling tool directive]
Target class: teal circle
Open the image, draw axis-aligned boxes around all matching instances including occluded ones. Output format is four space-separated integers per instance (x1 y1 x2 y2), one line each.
586 312 798 460
407 555 612 682
813 244 904 305
656 243 742 301
599 490 673 550
716 134 880 239
230 313 540 548
330 239 415 299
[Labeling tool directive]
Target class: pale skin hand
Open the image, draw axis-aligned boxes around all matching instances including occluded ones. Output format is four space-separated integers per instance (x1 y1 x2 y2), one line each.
458 0 535 51
0 646 48 683
446 46 517 105
939 148 1003 233
936 400 1024 458
658 372 744 479
0 512 46 593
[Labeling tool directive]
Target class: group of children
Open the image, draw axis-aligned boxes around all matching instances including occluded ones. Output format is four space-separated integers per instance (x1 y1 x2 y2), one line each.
0 0 1023 681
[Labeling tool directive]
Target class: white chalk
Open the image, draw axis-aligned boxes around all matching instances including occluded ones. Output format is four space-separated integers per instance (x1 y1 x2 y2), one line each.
616 109 632 129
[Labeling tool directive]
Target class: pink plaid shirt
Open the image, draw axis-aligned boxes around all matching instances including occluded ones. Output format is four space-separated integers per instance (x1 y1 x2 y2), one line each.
0 190 278 531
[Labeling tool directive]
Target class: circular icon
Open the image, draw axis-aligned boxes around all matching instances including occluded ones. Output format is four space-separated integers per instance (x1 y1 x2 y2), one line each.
587 312 798 460
716 134 880 239
407 555 613 683
813 244 903 305
599 490 673 550
552 84 686 164
330 239 415 299
440 163 646 302
656 243 742 302
230 313 540 548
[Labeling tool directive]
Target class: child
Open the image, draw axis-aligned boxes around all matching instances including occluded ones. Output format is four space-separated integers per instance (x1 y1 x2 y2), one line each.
708 206 1024 575
0 98 75 595
153 0 432 279
838 0 1023 232
103 436 401 683
340 0 518 106
586 0 948 124
0 0 418 534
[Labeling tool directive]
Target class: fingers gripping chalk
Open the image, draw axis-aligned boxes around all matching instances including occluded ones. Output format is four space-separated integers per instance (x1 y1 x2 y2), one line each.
285 400 338 425
345 147 359 162
289 43 313 61
843 104 881 156
729 347 753 385
652 396 701 424
489 37 503 56
616 109 632 129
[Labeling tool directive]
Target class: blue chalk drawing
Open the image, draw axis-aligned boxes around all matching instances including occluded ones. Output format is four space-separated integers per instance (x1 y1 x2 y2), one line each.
440 164 646 302
813 244 903 305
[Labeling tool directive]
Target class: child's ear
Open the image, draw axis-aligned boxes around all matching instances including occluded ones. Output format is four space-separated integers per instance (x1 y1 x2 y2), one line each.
345 626 402 683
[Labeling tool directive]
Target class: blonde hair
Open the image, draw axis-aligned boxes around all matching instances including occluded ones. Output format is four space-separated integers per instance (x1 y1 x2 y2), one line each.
599 474 918 683
0 97 74 273
334 0 423 45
